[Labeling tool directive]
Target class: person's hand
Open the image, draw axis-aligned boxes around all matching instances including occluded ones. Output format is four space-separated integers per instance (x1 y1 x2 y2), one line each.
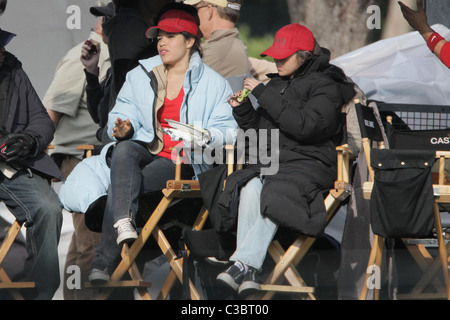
0 133 36 162
228 90 246 108
80 40 100 75
398 0 433 35
243 77 262 92
227 77 261 108
112 118 132 140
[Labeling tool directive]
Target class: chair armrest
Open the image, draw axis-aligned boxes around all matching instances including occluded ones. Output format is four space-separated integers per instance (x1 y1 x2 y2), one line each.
77 144 95 158
336 144 353 184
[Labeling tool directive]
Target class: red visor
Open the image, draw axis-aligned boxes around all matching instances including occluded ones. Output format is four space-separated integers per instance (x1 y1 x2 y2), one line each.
146 10 199 38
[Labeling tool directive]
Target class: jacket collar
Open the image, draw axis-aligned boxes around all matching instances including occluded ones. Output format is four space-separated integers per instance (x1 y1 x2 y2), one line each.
140 51 204 91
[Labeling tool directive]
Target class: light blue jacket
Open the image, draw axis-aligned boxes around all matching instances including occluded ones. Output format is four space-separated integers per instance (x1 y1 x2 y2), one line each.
108 53 237 152
60 52 237 213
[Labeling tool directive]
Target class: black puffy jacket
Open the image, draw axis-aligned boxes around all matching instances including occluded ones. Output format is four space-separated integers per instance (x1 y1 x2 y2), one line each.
225 48 355 236
2 52 63 181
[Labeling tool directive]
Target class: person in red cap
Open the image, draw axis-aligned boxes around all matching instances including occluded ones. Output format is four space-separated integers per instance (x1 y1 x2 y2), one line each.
399 0 450 68
215 23 356 296
83 2 237 285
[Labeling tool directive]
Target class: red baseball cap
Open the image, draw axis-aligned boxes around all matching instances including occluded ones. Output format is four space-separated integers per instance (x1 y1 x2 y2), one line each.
261 24 315 60
146 10 199 38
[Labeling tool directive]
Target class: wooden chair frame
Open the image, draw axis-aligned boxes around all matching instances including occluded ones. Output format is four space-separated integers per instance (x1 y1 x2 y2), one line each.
245 143 352 300
87 145 237 300
359 109 450 300
0 220 35 299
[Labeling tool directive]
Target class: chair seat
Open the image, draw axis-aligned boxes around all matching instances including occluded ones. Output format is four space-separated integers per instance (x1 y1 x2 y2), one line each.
163 180 202 198
0 281 35 289
166 180 200 190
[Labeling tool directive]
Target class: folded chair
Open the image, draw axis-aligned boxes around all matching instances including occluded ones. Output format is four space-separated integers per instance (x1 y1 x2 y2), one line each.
245 95 365 300
359 102 450 300
85 145 237 300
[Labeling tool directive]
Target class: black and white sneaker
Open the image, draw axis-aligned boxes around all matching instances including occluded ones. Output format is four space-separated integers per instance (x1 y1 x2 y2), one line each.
88 267 110 284
238 267 260 297
216 261 246 291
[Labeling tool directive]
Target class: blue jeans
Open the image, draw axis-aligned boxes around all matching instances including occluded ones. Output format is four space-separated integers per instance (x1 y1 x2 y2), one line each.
0 169 62 300
92 141 194 272
230 177 278 270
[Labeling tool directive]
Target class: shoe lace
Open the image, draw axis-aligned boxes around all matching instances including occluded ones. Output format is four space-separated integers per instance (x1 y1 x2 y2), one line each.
114 218 134 233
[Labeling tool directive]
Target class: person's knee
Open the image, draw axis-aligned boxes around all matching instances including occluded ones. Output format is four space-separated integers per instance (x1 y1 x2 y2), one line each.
240 178 263 201
112 141 136 159
32 195 62 228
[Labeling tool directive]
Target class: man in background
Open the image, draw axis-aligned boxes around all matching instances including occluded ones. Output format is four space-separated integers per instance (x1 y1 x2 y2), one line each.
184 0 250 78
43 3 112 300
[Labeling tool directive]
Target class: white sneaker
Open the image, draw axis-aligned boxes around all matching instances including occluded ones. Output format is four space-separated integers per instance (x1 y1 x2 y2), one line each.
114 218 138 245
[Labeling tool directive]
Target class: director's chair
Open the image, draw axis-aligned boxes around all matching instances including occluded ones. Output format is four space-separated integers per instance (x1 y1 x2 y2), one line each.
86 145 237 300
359 102 450 300
246 95 366 300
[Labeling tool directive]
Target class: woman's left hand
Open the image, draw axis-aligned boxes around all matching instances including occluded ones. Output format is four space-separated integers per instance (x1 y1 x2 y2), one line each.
228 91 245 108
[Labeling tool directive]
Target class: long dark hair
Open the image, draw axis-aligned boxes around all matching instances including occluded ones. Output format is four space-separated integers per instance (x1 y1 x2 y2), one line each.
155 2 203 58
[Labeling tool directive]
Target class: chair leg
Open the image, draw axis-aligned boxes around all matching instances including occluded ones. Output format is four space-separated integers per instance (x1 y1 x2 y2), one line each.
122 244 152 300
390 204 450 300
0 221 22 265
0 220 34 300
154 206 209 300
248 194 343 300
95 198 208 300
152 225 201 300
95 196 174 300
249 237 317 300
359 234 384 300
433 202 450 300
0 268 26 299
403 241 447 297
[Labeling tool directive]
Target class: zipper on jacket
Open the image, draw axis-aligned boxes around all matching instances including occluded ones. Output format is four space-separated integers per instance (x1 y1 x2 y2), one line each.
139 63 159 138
280 79 292 95
185 72 192 124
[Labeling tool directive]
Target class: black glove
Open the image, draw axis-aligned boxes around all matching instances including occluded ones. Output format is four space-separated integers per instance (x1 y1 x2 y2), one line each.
0 133 36 162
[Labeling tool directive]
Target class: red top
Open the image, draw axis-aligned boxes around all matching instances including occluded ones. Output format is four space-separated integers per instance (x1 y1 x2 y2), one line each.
441 41 450 68
157 88 184 160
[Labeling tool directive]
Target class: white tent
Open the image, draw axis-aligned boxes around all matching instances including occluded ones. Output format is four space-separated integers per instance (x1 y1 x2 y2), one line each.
332 24 450 106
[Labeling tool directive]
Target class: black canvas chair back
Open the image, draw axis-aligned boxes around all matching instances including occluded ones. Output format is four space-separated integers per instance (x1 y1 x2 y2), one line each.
355 102 384 143
360 102 450 300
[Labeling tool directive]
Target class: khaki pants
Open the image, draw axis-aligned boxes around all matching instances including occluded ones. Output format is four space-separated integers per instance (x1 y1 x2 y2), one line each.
59 155 102 300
